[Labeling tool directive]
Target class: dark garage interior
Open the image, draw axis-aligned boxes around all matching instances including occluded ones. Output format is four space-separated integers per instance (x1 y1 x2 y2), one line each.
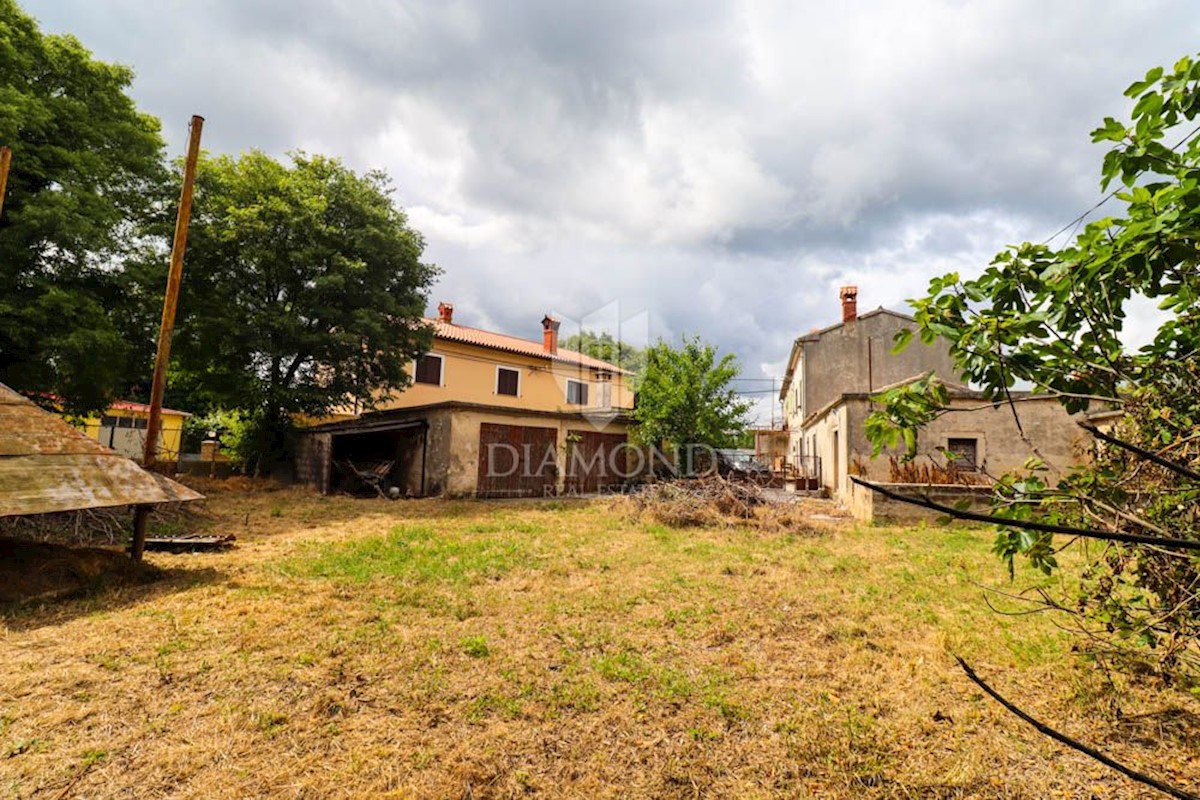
328 422 427 497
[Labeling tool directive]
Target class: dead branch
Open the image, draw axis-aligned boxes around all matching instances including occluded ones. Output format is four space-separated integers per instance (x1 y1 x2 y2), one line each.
1080 423 1200 483
954 655 1199 800
849 476 1200 552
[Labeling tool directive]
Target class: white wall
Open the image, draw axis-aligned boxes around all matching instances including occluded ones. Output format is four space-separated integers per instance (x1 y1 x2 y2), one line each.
801 404 850 501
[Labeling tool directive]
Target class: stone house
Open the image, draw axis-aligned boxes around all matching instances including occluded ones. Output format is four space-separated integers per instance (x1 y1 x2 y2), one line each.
777 287 1089 517
295 303 637 498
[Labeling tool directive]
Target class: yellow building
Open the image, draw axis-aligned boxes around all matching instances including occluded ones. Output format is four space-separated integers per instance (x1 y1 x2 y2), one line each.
374 303 635 415
297 303 639 498
76 401 190 466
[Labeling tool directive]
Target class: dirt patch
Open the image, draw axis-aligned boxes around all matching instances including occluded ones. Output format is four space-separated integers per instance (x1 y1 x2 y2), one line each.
0 538 162 604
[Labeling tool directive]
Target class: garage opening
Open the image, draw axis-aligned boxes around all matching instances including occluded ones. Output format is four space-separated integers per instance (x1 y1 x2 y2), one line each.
329 421 428 497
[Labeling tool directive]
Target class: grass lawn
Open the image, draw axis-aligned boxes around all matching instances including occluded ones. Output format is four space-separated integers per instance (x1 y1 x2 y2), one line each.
1 487 1197 798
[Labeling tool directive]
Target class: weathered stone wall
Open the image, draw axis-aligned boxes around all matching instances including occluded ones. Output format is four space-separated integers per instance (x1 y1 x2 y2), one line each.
844 395 1091 488
802 312 959 420
386 410 454 497
841 394 1092 520
850 481 996 525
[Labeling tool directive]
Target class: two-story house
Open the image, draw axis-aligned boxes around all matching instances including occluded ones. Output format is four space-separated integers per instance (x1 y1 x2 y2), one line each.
778 287 1089 507
296 303 637 498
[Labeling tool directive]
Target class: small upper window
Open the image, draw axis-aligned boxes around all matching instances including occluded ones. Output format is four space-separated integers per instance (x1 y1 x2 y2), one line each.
566 379 588 405
415 354 443 386
946 438 978 470
496 367 520 397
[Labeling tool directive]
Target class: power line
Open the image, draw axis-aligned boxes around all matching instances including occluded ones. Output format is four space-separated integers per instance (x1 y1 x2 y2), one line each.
1041 122 1200 246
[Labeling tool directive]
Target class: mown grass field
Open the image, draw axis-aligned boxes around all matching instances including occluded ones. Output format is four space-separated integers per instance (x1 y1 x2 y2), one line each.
1 486 1198 798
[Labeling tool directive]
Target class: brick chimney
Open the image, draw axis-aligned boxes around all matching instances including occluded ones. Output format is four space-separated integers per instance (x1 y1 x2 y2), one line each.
541 314 560 354
437 302 454 324
839 286 858 323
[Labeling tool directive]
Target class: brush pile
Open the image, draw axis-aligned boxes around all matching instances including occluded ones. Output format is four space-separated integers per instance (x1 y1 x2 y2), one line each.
626 476 766 526
0 501 210 546
621 476 828 532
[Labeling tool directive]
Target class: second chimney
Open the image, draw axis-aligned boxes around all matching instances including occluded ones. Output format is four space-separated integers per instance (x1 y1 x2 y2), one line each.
437 302 454 324
839 286 858 324
542 314 560 354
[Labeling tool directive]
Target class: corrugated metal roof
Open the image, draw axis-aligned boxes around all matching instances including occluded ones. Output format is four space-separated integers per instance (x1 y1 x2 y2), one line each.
0 383 203 517
427 319 628 374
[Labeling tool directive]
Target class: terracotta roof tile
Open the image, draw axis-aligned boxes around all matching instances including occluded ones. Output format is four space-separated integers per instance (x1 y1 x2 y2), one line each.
426 319 628 374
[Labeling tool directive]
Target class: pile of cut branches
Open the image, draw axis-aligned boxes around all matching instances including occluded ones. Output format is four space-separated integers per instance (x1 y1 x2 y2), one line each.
622 476 820 532
0 502 210 547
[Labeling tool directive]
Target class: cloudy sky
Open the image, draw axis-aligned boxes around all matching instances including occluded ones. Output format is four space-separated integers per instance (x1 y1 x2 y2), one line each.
24 0 1199 422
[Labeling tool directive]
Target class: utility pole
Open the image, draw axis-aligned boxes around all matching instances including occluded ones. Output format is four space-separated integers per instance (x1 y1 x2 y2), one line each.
770 378 776 428
131 116 204 561
0 146 12 219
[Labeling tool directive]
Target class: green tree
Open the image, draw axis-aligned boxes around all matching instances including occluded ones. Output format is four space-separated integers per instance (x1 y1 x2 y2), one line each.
869 55 1200 679
136 150 437 472
561 330 645 378
0 0 165 413
634 337 750 462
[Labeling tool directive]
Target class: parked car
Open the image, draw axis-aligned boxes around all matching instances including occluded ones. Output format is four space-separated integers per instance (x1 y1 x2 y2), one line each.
715 449 772 483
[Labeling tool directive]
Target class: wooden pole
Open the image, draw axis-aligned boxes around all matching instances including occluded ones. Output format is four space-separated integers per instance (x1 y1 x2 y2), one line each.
0 146 12 219
132 115 204 560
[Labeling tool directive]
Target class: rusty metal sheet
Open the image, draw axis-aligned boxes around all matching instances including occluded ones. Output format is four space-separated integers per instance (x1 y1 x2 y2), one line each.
0 406 112 456
0 382 203 517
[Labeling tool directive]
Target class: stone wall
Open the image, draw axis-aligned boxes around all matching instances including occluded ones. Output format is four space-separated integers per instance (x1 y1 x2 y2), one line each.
850 481 995 525
802 312 959 419
844 395 1091 488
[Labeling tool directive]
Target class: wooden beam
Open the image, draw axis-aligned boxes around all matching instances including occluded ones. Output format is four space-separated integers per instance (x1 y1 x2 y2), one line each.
0 145 11 219
132 115 204 561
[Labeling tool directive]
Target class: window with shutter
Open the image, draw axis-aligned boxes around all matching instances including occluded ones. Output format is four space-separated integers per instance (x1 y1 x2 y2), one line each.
566 380 588 405
496 367 520 397
415 354 443 386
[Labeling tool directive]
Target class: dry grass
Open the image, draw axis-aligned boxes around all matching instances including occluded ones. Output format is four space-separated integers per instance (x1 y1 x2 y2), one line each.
0 540 161 604
1 486 1198 798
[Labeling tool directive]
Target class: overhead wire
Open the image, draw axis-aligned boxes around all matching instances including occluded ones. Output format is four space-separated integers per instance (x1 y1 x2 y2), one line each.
1041 121 1200 246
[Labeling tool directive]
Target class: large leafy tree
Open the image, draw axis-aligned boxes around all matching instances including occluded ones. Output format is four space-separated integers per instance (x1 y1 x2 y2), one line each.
869 55 1200 679
561 330 645 378
634 336 750 456
134 150 437 470
0 0 165 412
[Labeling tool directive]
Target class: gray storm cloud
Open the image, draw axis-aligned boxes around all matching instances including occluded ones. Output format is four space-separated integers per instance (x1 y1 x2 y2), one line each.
24 0 1200 423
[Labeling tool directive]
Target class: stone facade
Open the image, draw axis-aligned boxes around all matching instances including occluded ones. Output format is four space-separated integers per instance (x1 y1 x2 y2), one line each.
782 311 958 427
778 287 960 488
295 402 636 498
776 287 1090 518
